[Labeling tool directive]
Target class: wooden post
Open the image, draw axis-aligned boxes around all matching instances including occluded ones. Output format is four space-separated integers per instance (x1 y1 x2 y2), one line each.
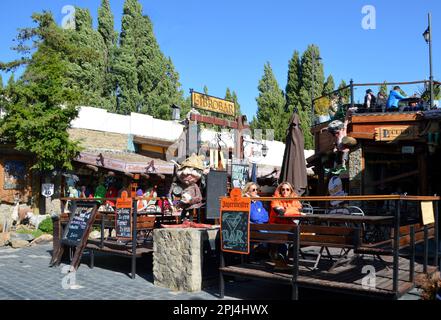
131 199 137 279
393 200 400 296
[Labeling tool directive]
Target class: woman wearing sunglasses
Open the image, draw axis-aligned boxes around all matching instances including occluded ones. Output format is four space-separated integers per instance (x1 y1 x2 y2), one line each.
270 182 303 224
242 182 269 224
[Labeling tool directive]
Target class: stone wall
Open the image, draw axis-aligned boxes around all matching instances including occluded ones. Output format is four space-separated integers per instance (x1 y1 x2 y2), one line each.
153 228 219 292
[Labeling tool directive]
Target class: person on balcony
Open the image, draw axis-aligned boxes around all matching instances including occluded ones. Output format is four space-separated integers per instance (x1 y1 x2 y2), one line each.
386 86 407 111
363 89 377 111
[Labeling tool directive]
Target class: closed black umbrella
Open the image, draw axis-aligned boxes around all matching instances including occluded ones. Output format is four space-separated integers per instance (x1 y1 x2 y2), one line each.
279 112 308 195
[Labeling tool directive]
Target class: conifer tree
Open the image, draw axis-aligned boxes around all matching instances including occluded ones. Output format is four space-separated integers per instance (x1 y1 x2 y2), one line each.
232 91 241 116
252 62 286 142
338 80 350 104
285 50 301 111
98 0 117 103
323 75 335 96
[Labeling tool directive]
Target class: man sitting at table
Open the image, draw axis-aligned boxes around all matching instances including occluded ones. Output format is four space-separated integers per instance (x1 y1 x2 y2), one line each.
386 86 407 111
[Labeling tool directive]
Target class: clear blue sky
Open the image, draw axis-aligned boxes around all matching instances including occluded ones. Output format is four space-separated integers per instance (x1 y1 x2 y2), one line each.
0 0 440 120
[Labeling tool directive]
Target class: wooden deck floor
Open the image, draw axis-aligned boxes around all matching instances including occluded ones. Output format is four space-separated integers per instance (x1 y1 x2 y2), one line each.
221 252 438 299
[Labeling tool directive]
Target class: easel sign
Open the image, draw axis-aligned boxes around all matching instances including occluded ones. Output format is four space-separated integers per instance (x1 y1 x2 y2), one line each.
61 201 99 247
220 188 251 254
421 201 435 225
59 200 99 270
115 191 133 239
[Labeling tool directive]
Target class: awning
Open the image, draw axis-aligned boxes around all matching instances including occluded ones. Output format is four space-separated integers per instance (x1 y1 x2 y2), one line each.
74 151 175 175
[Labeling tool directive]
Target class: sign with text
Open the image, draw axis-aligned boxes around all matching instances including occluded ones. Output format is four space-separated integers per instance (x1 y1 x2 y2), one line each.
115 191 132 239
62 201 98 247
231 164 249 189
220 189 250 254
374 125 419 142
42 183 54 198
191 91 235 116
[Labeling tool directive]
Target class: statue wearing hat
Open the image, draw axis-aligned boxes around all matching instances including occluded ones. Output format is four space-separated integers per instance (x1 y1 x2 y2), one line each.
326 118 357 175
169 154 206 221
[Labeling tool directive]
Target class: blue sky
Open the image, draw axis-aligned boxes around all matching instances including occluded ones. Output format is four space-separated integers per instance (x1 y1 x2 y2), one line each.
0 0 440 120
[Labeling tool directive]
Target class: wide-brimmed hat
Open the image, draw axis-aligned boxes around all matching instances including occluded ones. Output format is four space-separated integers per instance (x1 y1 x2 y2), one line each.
179 153 205 171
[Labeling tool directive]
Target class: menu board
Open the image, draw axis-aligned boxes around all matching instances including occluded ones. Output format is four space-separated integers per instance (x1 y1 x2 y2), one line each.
62 201 98 247
220 188 250 254
115 192 133 239
116 207 132 238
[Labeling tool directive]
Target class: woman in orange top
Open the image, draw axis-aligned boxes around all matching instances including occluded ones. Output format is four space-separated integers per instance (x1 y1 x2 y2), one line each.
270 182 303 224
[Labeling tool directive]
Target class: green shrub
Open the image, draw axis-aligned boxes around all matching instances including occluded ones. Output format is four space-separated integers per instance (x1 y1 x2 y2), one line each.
31 229 44 238
38 217 53 234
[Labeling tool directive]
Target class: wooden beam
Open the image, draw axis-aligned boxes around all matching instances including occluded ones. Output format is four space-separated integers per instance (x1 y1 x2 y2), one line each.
190 114 249 129
351 113 422 123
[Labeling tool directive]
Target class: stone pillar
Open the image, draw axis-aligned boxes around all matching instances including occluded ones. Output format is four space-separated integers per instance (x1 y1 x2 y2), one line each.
349 146 363 207
153 228 219 292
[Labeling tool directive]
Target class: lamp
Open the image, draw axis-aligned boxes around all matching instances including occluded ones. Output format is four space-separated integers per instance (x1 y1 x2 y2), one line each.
423 27 430 43
423 13 434 110
171 104 181 121
262 143 268 157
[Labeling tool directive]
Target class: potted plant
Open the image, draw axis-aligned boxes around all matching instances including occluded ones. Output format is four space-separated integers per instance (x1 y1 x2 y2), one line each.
314 96 331 123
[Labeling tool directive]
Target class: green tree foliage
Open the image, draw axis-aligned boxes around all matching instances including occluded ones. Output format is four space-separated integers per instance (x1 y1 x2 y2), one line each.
285 50 301 111
232 91 241 116
0 12 82 171
98 0 117 99
112 0 141 114
338 80 350 104
252 62 287 142
66 7 110 109
323 75 335 96
0 75 3 89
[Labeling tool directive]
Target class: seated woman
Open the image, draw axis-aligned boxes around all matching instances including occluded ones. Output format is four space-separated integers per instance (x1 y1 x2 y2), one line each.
270 182 303 224
242 182 268 224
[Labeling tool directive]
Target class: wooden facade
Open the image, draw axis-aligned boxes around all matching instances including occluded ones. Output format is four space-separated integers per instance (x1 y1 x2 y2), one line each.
0 145 36 205
310 111 441 205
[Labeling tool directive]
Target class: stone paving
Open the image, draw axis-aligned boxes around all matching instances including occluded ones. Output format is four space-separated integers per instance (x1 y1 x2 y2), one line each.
0 244 423 300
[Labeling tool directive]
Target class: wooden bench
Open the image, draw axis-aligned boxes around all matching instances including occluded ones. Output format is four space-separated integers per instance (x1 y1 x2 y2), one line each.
299 225 361 270
219 223 300 300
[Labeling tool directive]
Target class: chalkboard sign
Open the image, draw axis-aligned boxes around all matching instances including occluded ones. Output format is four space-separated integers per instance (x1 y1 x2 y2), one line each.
116 207 132 238
62 201 99 247
220 189 250 254
115 192 133 239
231 164 249 189
206 170 228 220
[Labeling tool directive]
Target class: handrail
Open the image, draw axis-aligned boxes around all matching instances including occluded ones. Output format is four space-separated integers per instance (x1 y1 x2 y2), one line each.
220 194 440 201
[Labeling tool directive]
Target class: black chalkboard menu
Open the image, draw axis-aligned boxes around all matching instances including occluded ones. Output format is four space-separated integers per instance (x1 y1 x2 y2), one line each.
62 201 99 247
220 210 250 254
116 207 132 238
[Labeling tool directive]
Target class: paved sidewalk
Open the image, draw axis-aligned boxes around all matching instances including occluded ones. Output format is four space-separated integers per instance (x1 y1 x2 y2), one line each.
0 244 422 300
0 244 225 300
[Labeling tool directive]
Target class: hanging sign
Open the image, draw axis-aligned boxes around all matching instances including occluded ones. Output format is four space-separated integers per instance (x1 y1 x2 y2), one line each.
374 126 419 142
191 91 235 116
421 201 435 225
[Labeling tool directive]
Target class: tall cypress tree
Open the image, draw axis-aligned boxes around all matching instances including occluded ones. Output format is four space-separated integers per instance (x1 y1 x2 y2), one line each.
252 62 286 142
66 7 108 108
232 91 241 116
295 44 325 149
323 75 335 96
112 0 141 114
98 0 116 103
285 50 301 111
0 76 3 90
338 80 350 104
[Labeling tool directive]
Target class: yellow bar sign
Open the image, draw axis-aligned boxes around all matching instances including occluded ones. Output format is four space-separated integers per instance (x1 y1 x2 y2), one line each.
191 91 235 116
